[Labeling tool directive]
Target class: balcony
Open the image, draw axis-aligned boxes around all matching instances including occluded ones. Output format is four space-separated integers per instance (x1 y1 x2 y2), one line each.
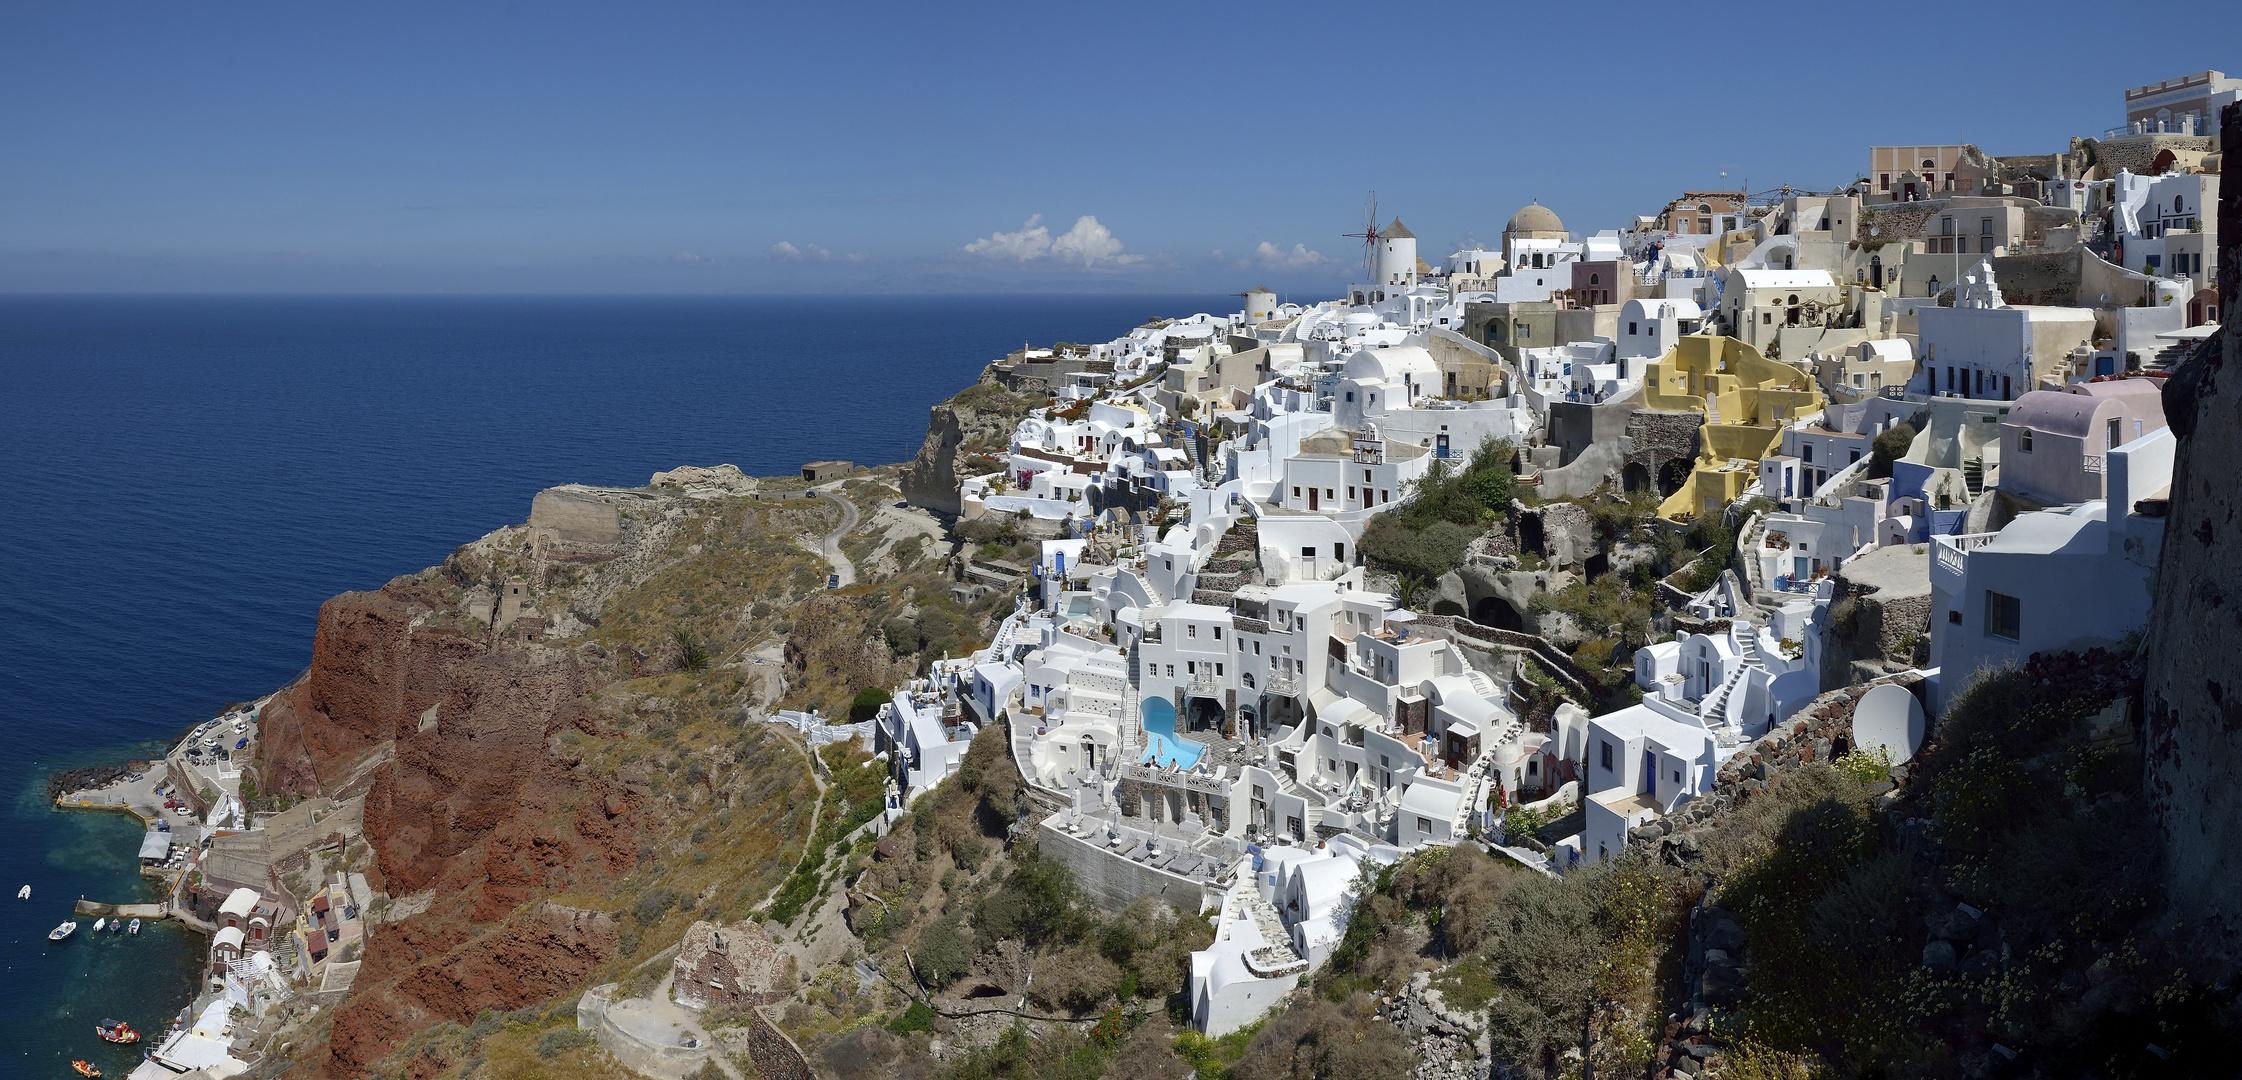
1263 671 1301 698
1187 670 1223 700
1930 531 1997 596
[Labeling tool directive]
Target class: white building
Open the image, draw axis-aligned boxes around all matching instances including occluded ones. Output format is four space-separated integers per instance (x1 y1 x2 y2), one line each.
1929 428 2174 711
1615 298 1703 361
1912 263 2095 401
1577 697 1718 867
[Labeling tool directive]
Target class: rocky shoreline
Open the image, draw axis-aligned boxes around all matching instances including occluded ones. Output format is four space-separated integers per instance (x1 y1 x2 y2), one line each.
47 761 138 803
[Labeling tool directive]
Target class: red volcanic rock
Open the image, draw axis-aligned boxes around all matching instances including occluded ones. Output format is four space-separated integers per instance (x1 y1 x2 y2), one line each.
252 584 647 1079
325 904 622 1078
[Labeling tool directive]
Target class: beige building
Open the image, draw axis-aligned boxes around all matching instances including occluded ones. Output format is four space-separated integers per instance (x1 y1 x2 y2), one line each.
1718 268 1845 355
1870 146 1966 201
1656 191 1746 236
1811 339 1917 401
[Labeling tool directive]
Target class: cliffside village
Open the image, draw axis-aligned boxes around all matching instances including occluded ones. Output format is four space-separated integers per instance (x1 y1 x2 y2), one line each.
71 69 2229 1077
876 73 2222 1038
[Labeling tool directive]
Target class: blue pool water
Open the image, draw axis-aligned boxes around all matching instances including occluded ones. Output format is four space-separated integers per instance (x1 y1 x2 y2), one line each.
0 292 1232 1070
1138 696 1205 769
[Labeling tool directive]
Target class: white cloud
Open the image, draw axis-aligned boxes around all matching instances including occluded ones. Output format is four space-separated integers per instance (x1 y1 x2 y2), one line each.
1050 215 1139 266
1243 241 1329 270
769 241 862 262
964 214 1140 267
963 214 1052 261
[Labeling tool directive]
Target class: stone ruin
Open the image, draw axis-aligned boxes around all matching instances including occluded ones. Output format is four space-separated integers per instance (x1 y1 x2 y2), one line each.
669 919 783 1012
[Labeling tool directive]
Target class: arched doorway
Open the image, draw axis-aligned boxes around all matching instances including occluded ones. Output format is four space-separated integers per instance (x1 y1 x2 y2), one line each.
2189 288 2219 327
1186 696 1225 733
1658 458 1693 496
1622 462 1652 493
1432 600 1465 617
1473 596 1527 632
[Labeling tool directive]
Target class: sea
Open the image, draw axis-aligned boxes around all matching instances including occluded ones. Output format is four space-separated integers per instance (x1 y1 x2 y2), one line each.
0 293 1230 1077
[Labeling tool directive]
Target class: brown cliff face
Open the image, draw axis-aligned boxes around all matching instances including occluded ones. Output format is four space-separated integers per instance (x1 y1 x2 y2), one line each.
260 582 643 1078
325 903 623 1076
898 370 1041 515
2141 102 2242 962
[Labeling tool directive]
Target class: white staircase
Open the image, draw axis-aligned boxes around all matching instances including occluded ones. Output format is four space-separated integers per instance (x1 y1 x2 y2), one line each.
1272 770 1325 837
1701 625 1768 737
1119 645 1143 761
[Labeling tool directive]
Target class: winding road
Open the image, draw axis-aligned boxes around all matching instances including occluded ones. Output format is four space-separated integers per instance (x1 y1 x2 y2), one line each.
810 485 859 587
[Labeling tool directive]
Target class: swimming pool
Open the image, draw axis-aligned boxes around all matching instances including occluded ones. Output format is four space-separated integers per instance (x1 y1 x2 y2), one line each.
1138 696 1205 769
1065 595 1096 618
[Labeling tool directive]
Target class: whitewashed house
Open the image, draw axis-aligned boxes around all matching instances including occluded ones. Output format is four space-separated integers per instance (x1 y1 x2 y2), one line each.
1929 428 2174 711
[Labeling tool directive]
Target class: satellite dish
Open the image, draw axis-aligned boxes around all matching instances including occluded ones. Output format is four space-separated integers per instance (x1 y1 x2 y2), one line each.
1852 683 1925 764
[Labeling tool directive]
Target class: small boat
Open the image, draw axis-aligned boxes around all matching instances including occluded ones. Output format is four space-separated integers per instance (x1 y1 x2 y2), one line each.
16 884 27 899
49 920 77 941
109 917 122 934
72 1061 102 1078
96 1019 139 1044
92 917 106 932
128 918 141 936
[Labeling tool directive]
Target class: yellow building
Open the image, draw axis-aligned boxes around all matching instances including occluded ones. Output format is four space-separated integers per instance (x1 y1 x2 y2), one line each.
1643 336 1825 523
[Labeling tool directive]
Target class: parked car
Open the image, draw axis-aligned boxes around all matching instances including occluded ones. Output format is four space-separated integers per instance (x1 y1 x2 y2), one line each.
235 738 248 750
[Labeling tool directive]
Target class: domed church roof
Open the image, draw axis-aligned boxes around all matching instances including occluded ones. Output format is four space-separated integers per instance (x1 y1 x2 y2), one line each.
1505 202 1564 235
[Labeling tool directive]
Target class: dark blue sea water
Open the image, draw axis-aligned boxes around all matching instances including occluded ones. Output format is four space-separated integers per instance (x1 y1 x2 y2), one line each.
0 293 1229 1076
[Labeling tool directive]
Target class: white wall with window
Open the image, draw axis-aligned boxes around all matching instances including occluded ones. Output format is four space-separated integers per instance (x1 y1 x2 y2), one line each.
1928 429 2176 711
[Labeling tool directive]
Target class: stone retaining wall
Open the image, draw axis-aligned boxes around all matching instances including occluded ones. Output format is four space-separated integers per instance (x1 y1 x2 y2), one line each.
741 1006 813 1080
1036 820 1207 914
1633 670 1931 867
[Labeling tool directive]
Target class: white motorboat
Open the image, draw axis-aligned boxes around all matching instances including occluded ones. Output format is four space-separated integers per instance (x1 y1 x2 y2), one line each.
93 917 106 931
16 885 27 900
128 918 141 935
49 920 77 941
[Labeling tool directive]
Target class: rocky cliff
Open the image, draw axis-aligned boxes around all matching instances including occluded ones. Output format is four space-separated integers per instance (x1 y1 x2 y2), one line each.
258 576 647 1076
251 474 862 1078
898 368 1044 515
2140 103 2242 963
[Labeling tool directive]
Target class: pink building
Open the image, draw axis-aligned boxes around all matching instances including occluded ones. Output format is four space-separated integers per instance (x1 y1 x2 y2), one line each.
1998 380 2168 506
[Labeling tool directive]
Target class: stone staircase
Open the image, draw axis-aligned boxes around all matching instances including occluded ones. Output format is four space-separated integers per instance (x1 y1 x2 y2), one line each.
1272 769 1326 838
1962 458 1984 498
1701 626 1767 736
1236 890 1308 976
1191 519 1262 606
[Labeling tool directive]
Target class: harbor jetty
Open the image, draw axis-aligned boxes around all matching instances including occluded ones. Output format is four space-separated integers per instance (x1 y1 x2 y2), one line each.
74 899 169 920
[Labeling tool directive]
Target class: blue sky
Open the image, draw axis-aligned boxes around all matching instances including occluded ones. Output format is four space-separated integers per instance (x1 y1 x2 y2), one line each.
3 1 2235 293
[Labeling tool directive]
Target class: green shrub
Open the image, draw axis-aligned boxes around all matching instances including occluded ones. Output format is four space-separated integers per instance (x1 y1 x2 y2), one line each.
1867 422 1916 479
1480 869 1609 1069
849 687 893 724
974 851 1090 950
886 1000 937 1034
1358 517 1476 579
630 887 680 926
674 629 711 672
915 915 972 989
535 1028 593 1059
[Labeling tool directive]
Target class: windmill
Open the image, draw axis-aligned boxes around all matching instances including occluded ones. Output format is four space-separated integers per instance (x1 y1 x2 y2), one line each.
1342 191 1382 278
